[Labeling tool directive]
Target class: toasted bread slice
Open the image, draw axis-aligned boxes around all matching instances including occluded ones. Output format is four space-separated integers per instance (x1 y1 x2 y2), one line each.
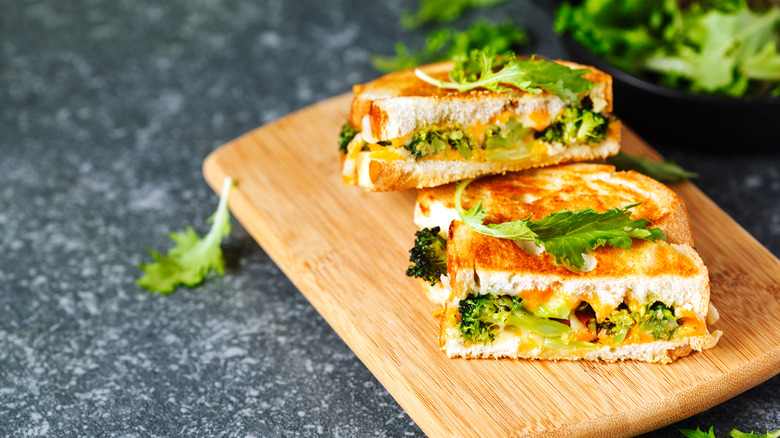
440 222 721 363
411 163 695 304
341 60 620 191
415 163 694 246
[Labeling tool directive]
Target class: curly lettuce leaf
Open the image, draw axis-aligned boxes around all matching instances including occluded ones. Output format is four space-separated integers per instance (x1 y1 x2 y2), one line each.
529 203 666 268
556 0 780 97
681 427 780 438
454 179 665 269
681 427 718 438
454 179 536 241
372 19 528 73
729 429 780 438
415 49 595 102
401 0 507 30
137 177 233 294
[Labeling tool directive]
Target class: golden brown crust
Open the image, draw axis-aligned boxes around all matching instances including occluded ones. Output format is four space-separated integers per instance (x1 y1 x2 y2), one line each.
440 222 717 363
448 222 701 280
418 163 694 246
350 58 614 129
342 58 617 191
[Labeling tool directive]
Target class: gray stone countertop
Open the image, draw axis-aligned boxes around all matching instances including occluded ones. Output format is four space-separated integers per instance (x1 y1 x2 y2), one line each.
1 0 778 436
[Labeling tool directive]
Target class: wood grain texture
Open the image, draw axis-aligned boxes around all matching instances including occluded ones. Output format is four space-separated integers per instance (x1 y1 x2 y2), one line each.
202 94 780 438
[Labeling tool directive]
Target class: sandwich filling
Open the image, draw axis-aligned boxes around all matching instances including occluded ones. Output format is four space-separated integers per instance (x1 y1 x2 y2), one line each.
444 292 710 353
339 104 615 185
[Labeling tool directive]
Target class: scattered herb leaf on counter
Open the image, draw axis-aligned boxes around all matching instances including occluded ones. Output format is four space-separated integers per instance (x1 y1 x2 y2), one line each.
682 426 719 438
372 18 528 73
729 429 780 438
555 0 780 97
607 151 698 182
454 179 666 270
415 49 595 102
681 426 780 438
401 0 507 30
137 177 233 294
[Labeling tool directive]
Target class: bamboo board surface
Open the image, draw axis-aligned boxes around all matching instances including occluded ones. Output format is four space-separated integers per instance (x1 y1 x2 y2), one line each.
202 93 780 438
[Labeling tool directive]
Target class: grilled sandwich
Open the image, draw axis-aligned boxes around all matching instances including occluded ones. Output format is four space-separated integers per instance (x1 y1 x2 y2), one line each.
339 57 621 191
411 163 695 304
440 221 720 363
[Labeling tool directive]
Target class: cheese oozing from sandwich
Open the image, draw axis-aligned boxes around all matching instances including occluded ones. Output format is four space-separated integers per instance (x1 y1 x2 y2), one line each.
339 60 621 191
409 164 697 304
441 222 721 363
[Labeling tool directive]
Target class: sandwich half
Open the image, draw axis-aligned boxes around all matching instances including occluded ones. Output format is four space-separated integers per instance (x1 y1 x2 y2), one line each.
441 221 721 363
409 163 695 304
339 55 621 191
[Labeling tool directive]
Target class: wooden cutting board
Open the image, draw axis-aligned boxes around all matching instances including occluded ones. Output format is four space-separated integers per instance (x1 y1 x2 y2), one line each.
203 93 780 438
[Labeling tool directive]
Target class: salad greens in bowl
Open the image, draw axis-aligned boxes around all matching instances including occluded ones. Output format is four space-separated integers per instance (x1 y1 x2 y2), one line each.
555 0 780 150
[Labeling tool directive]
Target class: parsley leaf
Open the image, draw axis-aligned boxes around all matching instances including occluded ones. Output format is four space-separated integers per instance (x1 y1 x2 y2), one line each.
730 429 780 438
372 19 528 73
401 0 507 30
137 177 233 294
681 427 718 438
680 427 780 438
454 178 665 270
415 49 596 102
607 151 698 182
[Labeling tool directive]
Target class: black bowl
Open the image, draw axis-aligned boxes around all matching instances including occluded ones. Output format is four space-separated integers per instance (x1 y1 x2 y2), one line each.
562 36 780 152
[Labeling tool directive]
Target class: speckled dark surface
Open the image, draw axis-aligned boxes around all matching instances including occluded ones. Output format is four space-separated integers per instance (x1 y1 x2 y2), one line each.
1 1 778 437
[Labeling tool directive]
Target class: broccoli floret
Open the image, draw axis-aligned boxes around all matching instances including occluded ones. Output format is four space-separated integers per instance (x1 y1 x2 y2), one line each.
338 122 359 154
539 106 609 145
406 133 445 158
458 293 571 345
598 302 680 343
405 227 447 286
599 306 635 344
405 128 476 159
458 294 515 344
639 302 679 341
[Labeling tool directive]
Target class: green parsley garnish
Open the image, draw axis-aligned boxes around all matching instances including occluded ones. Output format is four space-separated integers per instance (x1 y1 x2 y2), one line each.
137 177 233 294
607 151 698 182
681 426 780 438
454 178 666 270
372 18 528 73
401 0 507 30
414 49 596 102
729 429 780 438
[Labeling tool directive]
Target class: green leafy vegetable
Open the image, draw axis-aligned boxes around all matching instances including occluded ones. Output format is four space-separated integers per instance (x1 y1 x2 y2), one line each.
680 427 780 438
458 293 572 344
539 106 610 145
607 151 698 182
137 177 233 294
338 122 359 154
729 428 780 438
372 19 528 73
406 226 448 285
682 427 718 438
401 0 507 30
484 118 535 161
415 49 596 102
454 179 666 269
555 0 780 97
